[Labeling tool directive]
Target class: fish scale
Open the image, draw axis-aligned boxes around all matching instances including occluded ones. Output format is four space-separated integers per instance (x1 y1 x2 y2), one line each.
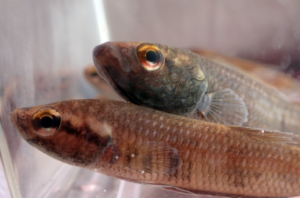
11 99 300 197
100 103 299 197
201 56 300 132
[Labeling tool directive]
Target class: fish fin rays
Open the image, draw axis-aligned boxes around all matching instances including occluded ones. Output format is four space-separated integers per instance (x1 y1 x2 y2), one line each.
162 185 233 197
119 141 182 175
198 88 248 126
163 186 196 195
230 126 300 147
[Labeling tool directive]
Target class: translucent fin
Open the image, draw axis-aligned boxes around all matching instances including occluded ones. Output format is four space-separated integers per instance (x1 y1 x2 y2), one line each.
162 185 241 197
163 186 196 195
230 126 300 147
198 88 248 126
120 141 181 175
185 111 207 121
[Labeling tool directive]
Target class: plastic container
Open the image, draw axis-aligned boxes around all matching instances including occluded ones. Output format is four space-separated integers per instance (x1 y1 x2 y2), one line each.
1 1 300 198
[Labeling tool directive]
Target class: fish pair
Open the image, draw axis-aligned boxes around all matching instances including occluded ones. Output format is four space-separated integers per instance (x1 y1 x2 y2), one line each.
11 42 300 197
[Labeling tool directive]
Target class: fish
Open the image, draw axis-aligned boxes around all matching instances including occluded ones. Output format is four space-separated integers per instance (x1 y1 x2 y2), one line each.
84 65 123 101
93 42 300 133
11 99 300 197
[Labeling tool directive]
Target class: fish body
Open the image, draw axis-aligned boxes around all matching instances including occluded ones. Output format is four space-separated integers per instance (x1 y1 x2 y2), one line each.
193 49 300 105
93 42 300 132
11 99 300 197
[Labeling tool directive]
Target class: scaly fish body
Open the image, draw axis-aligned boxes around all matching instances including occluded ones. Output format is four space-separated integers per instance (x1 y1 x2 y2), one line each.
192 49 300 105
93 42 300 132
11 99 300 197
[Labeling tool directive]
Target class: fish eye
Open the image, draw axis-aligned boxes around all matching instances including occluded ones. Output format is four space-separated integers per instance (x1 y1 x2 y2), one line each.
88 67 99 78
32 108 62 136
90 71 99 77
137 44 164 71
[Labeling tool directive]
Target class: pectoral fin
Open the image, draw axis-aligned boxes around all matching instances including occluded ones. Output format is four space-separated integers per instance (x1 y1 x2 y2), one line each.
163 186 196 195
198 88 248 126
162 185 232 197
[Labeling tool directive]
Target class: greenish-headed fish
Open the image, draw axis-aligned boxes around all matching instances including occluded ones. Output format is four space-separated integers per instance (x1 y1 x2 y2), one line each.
93 42 300 133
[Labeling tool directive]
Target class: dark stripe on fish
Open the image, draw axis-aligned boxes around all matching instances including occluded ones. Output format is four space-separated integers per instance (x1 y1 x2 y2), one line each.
61 121 111 150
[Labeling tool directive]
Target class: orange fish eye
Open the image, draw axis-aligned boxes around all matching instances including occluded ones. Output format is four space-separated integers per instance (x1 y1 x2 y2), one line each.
32 108 62 137
89 67 99 77
137 44 164 71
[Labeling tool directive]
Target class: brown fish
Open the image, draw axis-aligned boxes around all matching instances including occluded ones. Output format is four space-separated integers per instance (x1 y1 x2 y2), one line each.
11 99 300 197
93 42 300 133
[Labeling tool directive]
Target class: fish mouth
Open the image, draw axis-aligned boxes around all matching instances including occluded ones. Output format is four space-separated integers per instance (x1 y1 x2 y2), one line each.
106 73 142 105
93 42 140 104
10 109 19 129
97 65 140 105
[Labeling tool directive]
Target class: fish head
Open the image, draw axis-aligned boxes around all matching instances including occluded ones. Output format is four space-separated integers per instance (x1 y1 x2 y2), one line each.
93 42 208 115
10 100 112 167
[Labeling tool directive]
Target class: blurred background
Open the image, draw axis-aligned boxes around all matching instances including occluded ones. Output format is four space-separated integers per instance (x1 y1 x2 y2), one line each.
1 0 300 197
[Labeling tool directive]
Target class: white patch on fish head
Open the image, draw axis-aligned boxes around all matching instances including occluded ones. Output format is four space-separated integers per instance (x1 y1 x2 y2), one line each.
96 122 112 138
99 122 112 137
173 57 181 65
85 116 112 138
174 54 190 63
68 113 84 130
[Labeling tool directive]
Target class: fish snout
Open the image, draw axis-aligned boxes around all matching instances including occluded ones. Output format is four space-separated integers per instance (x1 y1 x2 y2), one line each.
93 42 130 79
10 108 34 140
